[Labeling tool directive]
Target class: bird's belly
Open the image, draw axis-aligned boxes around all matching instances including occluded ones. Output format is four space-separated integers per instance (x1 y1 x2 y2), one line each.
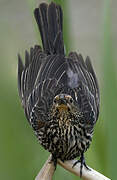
37 122 92 160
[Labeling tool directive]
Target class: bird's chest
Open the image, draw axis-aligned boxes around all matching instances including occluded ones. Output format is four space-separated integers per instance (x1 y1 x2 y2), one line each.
38 112 92 160
57 111 71 127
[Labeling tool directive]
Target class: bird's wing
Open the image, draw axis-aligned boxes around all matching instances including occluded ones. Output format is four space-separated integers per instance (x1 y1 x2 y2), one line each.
18 45 70 129
67 52 100 124
18 48 99 128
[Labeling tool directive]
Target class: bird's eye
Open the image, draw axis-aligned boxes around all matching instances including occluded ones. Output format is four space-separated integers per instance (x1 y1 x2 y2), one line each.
70 98 73 103
54 99 57 103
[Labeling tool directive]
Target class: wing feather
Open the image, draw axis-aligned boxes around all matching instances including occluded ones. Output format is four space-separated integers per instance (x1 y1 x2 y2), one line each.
68 51 99 121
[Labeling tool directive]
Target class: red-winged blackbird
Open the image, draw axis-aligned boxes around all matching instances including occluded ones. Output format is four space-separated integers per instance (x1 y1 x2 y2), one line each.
18 2 100 177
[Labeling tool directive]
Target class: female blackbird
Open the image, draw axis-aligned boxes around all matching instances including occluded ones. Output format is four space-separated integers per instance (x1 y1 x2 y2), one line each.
18 2 100 176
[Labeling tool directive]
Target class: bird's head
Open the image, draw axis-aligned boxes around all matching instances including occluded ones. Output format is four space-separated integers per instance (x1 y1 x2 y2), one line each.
51 94 83 126
52 94 75 113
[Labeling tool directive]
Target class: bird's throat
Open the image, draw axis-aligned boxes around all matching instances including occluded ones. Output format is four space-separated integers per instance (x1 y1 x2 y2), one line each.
57 104 69 113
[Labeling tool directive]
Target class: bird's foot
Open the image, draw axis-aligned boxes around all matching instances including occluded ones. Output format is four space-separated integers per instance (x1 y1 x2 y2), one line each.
72 153 91 177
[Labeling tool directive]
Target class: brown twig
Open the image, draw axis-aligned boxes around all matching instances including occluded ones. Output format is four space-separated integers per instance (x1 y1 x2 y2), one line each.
35 154 111 180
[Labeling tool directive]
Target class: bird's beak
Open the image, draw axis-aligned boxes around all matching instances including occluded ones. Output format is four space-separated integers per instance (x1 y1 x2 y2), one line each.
57 99 68 111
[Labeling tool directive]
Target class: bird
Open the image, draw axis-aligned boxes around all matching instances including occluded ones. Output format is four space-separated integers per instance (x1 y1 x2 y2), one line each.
18 2 100 177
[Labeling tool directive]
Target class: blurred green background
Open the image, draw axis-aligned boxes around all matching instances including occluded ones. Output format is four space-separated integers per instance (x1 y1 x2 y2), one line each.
0 0 116 179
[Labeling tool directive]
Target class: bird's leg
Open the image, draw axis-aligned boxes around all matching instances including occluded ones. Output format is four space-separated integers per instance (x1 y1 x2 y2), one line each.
49 154 57 169
72 153 90 177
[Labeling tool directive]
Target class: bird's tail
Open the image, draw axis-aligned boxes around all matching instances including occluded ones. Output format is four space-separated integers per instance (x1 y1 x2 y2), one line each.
34 2 64 55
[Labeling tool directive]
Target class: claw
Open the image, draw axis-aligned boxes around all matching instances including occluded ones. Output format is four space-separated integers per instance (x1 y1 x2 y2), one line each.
72 159 80 168
72 153 91 177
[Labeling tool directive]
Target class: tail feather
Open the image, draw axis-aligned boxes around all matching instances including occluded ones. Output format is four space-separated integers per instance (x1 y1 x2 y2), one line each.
34 2 64 55
54 31 64 54
34 3 50 53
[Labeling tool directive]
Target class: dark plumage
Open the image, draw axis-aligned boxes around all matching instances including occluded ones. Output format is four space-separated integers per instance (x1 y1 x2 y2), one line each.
18 2 100 177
